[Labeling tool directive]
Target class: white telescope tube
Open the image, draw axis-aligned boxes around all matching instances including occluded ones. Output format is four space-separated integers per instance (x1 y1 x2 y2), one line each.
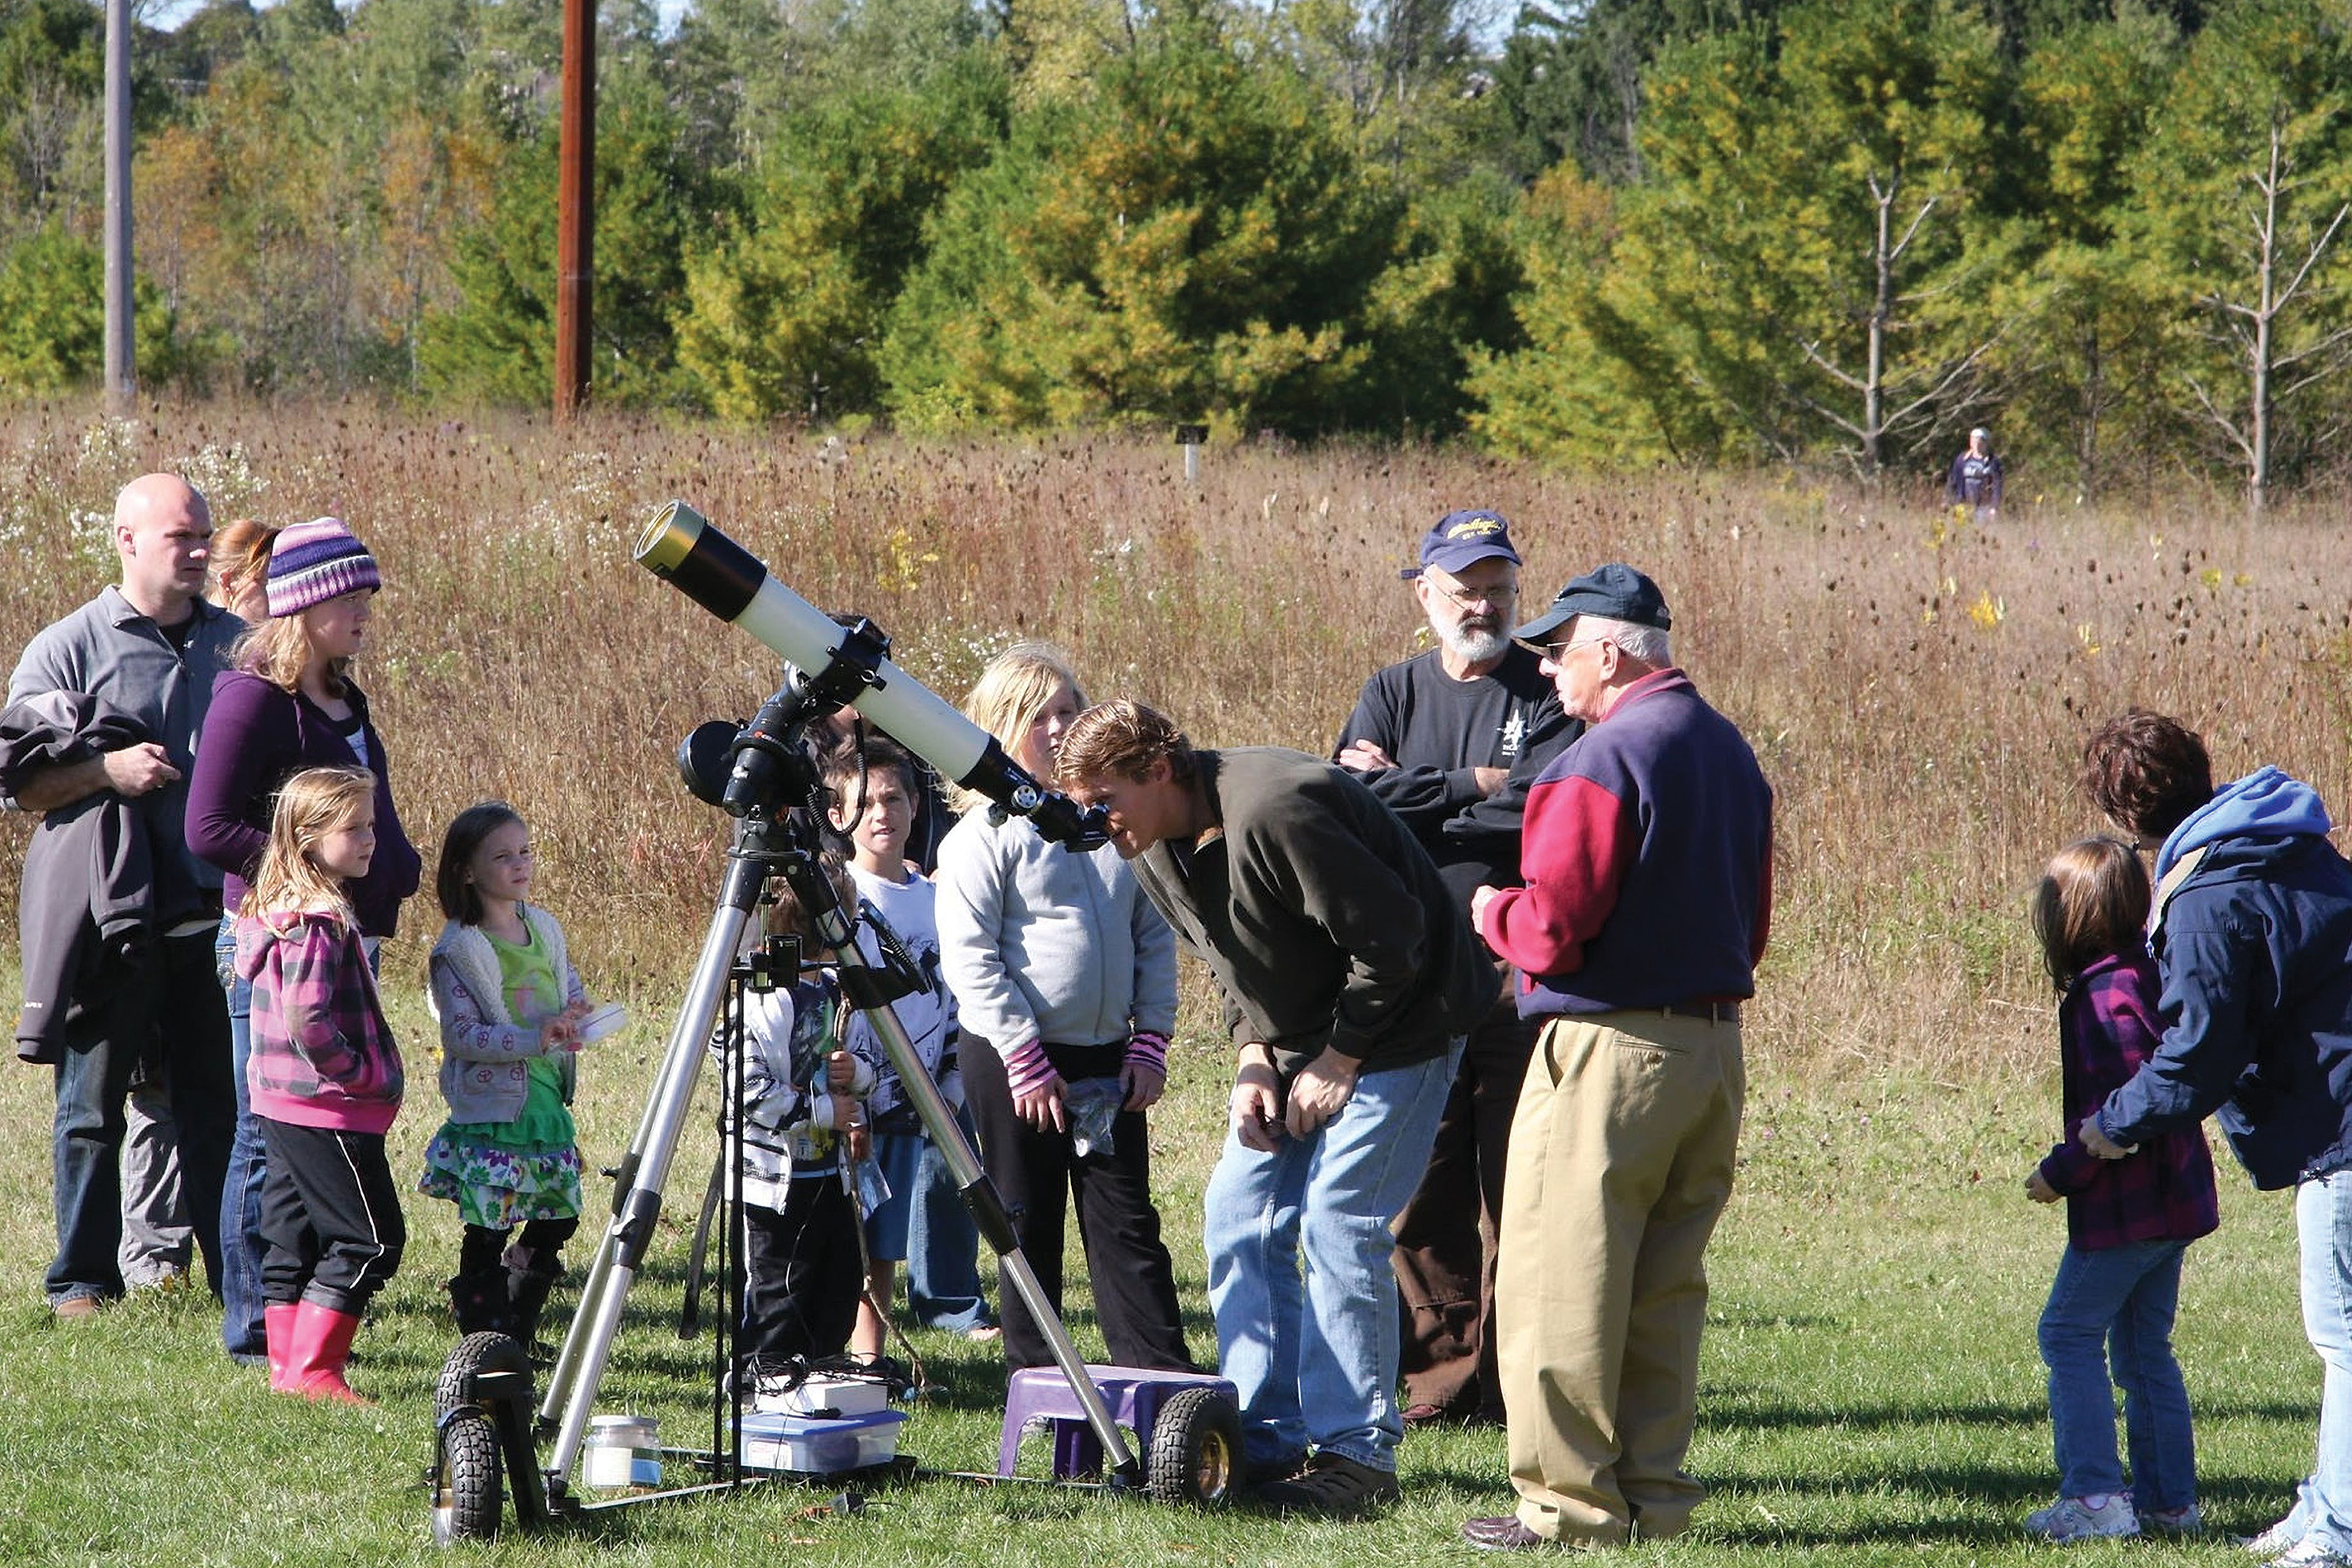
635 501 1092 839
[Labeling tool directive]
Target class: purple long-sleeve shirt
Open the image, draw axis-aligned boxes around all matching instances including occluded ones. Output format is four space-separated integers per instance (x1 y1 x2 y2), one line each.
185 669 420 937
2038 951 2219 1251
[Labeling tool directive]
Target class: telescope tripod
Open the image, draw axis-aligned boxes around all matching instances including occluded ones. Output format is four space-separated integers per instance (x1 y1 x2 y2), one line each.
430 683 1148 1541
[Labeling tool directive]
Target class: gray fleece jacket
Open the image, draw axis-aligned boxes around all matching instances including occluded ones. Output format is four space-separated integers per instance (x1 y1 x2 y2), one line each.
426 907 586 1124
934 806 1178 1053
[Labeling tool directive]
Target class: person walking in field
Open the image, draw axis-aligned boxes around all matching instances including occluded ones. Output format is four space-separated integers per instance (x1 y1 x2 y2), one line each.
2076 711 2352 1568
1946 427 2004 522
1334 508 1578 1429
1462 565 1772 1550
1057 699 1496 1518
2022 836 2215 1542
3 474 243 1319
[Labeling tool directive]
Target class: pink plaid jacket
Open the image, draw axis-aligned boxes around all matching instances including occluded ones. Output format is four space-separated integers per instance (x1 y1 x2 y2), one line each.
236 908 403 1134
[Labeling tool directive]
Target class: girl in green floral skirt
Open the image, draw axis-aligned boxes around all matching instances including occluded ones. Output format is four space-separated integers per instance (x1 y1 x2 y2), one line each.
419 802 595 1347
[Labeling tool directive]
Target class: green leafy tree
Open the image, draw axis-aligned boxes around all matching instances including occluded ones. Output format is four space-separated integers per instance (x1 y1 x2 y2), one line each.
2125 0 2352 506
420 69 706 406
0 224 183 395
879 14 1400 434
1992 7 2182 500
1346 174 1530 436
676 58 1009 421
1623 0 2011 470
1466 166 1717 461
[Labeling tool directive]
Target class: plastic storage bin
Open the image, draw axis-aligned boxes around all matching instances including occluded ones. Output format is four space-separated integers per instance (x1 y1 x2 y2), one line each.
737 1409 907 1474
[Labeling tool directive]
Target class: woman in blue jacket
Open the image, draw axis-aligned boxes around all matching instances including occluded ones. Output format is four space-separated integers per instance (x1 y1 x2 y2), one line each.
2078 710 2352 1568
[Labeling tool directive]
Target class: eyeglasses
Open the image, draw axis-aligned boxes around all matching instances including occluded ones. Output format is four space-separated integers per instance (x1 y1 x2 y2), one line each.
1426 577 1518 611
1526 634 1611 662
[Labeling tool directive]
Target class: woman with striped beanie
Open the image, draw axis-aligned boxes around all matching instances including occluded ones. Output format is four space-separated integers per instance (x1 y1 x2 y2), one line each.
187 516 423 1371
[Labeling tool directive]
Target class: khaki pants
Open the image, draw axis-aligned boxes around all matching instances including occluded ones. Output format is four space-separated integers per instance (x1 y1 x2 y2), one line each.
1496 1010 1744 1544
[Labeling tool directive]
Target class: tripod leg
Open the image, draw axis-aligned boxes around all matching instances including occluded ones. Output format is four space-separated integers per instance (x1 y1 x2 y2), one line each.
818 880 1143 1484
537 854 764 1492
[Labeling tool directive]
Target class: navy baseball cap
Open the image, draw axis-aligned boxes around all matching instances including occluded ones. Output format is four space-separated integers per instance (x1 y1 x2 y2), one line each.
1515 563 1672 641
1401 509 1521 580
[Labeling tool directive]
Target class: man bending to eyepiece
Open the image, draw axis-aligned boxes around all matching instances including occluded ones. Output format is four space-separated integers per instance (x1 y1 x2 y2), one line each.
1057 700 1497 1518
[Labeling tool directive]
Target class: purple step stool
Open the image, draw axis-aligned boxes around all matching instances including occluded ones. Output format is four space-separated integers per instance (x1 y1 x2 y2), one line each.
998 1364 1238 1480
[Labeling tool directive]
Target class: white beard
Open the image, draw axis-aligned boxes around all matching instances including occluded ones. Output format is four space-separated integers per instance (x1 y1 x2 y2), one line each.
1440 621 1510 664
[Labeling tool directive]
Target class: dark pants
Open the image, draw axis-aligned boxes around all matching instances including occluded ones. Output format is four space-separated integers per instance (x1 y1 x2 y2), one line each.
740 1176 862 1364
963 1037 1193 1373
257 1118 406 1313
48 928 235 1306
1392 992 1539 1419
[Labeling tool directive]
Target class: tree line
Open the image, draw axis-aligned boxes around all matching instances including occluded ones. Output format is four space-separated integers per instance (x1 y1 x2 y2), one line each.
4 0 2347 499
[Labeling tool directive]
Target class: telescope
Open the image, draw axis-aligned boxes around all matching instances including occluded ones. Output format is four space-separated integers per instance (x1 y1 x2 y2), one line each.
633 501 1106 850
431 503 1178 1542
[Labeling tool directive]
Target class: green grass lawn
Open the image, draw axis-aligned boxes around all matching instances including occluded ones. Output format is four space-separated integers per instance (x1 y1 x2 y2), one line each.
0 992 2315 1567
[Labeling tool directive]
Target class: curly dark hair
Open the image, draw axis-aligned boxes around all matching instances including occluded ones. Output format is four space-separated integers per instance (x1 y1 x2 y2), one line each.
2078 710 2213 845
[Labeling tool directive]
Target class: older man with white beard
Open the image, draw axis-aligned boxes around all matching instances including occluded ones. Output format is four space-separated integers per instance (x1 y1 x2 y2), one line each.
1335 509 1578 1428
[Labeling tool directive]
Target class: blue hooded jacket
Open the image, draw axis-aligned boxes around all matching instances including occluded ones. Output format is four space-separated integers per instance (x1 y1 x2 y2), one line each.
2095 767 2352 1190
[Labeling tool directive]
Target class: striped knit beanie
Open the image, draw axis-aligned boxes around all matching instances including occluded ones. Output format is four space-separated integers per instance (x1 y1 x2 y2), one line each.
266 516 381 618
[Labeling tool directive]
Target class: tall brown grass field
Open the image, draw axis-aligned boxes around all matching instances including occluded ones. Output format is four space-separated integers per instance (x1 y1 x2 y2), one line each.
3 400 2347 1085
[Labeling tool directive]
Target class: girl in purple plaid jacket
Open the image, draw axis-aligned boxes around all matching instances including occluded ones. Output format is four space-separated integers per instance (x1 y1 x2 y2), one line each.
234 766 406 1404
2022 837 2218 1541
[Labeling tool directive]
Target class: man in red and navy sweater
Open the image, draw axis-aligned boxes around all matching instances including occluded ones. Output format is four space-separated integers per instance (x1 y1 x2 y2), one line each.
1459 564 1773 1552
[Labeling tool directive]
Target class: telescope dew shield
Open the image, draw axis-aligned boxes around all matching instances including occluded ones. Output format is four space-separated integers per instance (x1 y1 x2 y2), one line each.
635 501 1054 825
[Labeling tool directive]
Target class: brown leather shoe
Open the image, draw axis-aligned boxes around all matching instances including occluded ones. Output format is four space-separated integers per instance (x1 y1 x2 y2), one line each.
51 1294 102 1320
1461 1516 1557 1551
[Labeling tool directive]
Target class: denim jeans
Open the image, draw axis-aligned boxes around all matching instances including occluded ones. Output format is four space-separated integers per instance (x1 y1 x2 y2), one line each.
2284 1169 2352 1556
1202 1041 1460 1472
2037 1237 2196 1508
905 1108 994 1334
49 929 234 1306
215 914 267 1357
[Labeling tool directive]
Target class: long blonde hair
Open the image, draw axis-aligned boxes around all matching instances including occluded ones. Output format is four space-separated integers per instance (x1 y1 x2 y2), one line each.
243 766 374 926
233 611 349 697
951 642 1084 815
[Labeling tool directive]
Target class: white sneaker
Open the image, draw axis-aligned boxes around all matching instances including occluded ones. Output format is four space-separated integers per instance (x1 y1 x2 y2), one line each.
2266 1542 2352 1568
2144 1502 2203 1535
2026 1494 2141 1541
2249 1519 2306 1556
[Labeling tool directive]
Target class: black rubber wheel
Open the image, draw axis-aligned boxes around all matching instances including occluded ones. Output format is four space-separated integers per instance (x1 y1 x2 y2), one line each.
1145 1386 1243 1507
430 1410 504 1544
435 1330 532 1420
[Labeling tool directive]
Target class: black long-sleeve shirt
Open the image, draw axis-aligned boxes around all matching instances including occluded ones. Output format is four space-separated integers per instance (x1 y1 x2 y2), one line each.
1334 643 1580 909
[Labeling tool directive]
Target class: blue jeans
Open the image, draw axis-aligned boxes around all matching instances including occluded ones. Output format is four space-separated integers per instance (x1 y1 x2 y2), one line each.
2037 1238 2196 1508
215 915 267 1358
2279 1170 2352 1555
49 929 233 1306
905 1109 993 1333
1202 1041 1460 1472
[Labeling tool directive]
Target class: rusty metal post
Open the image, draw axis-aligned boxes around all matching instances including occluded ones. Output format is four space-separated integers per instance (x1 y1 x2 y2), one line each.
554 0 595 419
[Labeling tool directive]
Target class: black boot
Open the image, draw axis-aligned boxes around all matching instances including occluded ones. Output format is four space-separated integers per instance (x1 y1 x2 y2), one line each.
502 1244 563 1354
447 1267 509 1336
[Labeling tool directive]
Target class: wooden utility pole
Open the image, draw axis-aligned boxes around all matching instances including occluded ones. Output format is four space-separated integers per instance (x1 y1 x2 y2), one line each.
103 0 133 413
554 0 595 419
